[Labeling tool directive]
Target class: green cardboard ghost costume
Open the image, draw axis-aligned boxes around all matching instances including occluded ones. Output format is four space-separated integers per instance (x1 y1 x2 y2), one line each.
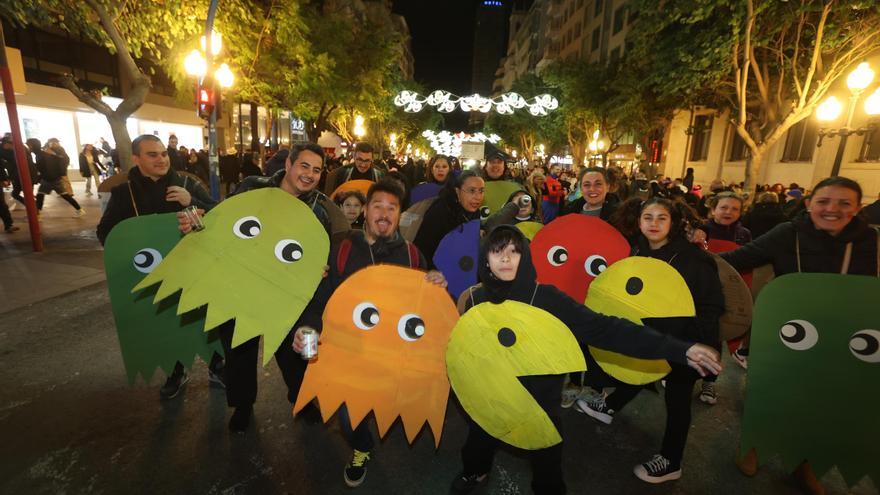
481 181 523 217
740 273 880 485
133 188 330 365
104 213 222 384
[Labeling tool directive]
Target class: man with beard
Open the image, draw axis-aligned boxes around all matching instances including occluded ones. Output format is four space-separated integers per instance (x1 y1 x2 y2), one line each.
178 142 332 433
324 142 384 194
293 178 447 488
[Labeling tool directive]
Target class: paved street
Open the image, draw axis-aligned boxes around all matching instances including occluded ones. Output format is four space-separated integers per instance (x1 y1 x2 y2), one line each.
0 183 876 495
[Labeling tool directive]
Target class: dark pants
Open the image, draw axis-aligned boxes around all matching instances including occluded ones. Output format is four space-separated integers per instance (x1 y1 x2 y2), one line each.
11 179 25 205
218 320 307 408
0 190 12 229
339 406 375 452
605 363 699 468
36 179 80 211
169 353 223 377
460 415 566 495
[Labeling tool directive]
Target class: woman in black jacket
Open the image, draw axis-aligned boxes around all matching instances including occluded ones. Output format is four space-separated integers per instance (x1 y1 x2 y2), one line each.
560 167 619 221
741 191 788 238
721 177 878 277
413 170 485 266
577 196 725 485
451 226 722 494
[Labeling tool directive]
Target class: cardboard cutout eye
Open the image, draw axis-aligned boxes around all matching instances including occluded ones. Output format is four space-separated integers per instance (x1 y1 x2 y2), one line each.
479 206 491 220
274 239 303 263
133 248 163 274
353 302 380 330
584 254 607 277
398 314 425 341
233 216 262 238
779 319 818 351
547 246 568 266
850 330 880 363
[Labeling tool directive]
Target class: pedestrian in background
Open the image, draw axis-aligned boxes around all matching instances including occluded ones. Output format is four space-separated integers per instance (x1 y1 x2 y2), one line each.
79 143 105 196
28 138 84 218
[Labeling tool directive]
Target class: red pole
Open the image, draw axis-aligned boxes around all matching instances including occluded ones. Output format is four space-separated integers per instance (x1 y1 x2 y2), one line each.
0 26 42 251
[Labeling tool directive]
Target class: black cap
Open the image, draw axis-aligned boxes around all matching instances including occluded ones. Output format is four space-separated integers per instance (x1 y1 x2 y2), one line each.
484 143 510 162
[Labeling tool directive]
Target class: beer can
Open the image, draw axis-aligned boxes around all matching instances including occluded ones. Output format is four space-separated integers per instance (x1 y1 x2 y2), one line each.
300 327 318 360
183 205 205 232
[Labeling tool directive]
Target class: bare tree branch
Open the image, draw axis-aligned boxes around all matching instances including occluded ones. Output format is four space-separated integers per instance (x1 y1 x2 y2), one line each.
58 74 114 115
798 1 832 108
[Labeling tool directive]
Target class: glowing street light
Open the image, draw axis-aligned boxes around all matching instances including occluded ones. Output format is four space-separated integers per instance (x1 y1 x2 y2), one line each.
815 61 879 176
184 49 207 77
215 63 234 88
353 115 366 139
200 31 223 56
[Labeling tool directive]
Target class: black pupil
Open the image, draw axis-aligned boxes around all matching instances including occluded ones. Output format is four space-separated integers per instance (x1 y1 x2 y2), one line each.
135 251 153 267
282 243 302 261
625 277 643 295
405 317 425 339
459 256 474 271
498 327 516 347
590 258 606 273
239 220 260 236
360 307 378 327
851 333 879 356
553 249 567 264
481 206 490 217
781 322 805 343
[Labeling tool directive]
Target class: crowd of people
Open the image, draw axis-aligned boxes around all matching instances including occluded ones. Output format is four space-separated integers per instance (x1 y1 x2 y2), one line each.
92 134 878 495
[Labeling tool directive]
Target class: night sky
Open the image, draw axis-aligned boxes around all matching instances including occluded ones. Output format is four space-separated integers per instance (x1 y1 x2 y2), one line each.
392 0 480 130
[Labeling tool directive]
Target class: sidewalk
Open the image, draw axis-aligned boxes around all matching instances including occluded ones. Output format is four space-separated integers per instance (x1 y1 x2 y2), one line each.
0 180 106 314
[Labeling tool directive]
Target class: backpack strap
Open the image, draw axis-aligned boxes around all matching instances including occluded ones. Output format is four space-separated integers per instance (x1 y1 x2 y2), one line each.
406 241 420 268
336 238 352 275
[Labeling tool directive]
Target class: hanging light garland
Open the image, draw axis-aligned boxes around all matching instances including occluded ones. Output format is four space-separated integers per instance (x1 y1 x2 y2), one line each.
395 90 559 116
421 130 502 157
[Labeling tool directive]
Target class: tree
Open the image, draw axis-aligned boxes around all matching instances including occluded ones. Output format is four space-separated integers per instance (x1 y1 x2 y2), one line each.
1 0 266 171
629 0 880 195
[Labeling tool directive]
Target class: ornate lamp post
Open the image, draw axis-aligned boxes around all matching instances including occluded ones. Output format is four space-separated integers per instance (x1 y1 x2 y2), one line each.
816 62 880 176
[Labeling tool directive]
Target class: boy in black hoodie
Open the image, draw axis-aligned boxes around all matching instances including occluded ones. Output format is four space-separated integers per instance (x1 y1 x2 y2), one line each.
451 226 722 494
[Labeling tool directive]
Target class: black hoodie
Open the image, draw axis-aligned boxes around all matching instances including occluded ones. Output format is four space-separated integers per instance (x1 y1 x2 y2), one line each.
464 226 693 415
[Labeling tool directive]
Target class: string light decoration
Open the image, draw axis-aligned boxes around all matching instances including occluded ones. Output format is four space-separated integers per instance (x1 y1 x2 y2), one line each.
395 90 559 116
420 130 502 157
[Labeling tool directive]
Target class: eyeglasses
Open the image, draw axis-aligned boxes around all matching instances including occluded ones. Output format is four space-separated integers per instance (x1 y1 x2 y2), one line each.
461 187 485 195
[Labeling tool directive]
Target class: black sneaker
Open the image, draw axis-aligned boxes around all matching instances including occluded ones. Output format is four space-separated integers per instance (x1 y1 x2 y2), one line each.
229 406 253 433
574 395 614 424
343 449 371 487
633 454 682 484
699 381 717 405
450 472 488 494
159 371 189 399
733 347 749 369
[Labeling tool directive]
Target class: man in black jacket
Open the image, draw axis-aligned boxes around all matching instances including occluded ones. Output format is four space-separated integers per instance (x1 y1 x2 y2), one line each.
324 142 383 194
180 142 333 433
97 134 222 399
27 138 84 217
292 179 447 488
0 146 18 233
166 134 185 172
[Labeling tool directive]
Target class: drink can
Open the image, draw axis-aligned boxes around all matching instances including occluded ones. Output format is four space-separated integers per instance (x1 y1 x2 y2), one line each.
183 205 205 232
300 327 318 360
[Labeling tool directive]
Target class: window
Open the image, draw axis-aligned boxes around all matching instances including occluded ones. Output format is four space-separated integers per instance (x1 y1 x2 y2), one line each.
689 115 713 162
782 118 819 162
594 0 603 18
591 27 601 51
728 126 750 162
859 124 880 161
613 6 626 34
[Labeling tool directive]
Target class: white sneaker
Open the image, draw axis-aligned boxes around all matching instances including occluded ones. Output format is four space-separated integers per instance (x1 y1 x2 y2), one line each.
575 395 615 424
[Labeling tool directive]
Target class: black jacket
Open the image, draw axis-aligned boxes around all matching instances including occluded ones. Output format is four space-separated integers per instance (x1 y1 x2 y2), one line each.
303 229 427 332
464 227 693 416
34 150 66 182
862 200 880 226
413 192 480 267
78 151 104 178
560 194 619 222
632 235 725 345
699 219 752 245
741 202 788 238
96 167 216 245
721 211 880 276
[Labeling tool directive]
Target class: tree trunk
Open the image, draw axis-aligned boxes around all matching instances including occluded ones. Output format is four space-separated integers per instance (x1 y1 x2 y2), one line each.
743 148 764 206
107 115 131 171
250 102 260 152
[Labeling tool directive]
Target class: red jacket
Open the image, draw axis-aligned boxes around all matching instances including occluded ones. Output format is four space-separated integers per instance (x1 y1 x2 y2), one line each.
543 175 565 204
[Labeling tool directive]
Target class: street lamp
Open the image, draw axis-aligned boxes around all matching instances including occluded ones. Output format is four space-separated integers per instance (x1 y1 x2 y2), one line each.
816 61 880 176
353 115 366 139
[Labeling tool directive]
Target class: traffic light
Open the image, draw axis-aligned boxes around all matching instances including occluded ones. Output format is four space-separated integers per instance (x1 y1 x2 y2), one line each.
197 78 221 120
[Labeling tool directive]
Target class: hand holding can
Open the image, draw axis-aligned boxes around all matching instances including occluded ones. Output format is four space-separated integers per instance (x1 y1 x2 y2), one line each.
298 327 319 360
